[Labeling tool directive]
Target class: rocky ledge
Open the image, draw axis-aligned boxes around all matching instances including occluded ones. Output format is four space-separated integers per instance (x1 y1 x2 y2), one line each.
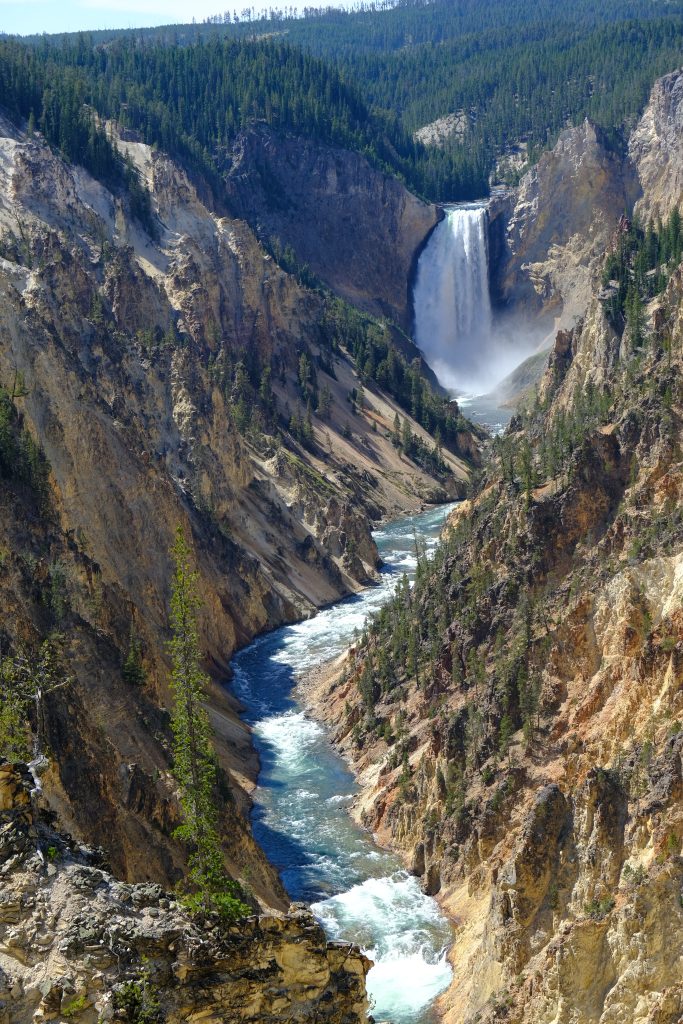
0 763 371 1024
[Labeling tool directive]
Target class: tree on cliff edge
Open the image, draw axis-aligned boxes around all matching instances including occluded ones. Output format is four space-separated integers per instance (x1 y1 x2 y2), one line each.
169 526 249 920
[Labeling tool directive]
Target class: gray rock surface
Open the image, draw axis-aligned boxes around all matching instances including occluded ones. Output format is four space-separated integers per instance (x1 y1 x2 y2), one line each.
225 123 440 330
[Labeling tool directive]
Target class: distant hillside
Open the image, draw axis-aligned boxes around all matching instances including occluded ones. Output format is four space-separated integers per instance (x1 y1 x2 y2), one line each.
14 0 683 200
0 32 481 201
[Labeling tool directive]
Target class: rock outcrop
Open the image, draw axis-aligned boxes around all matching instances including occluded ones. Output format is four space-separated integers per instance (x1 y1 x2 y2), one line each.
630 67 683 222
491 70 683 336
224 123 440 330
0 763 371 1024
414 112 470 148
490 120 640 330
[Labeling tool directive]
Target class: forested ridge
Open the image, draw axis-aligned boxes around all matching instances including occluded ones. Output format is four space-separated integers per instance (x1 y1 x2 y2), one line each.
8 0 683 200
0 33 456 200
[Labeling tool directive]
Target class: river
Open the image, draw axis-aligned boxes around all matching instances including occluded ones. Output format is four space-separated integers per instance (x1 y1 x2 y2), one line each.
231 504 456 1023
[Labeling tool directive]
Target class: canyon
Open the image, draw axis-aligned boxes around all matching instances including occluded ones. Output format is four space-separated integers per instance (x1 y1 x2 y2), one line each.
0 108 475 893
0 31 682 1024
0 100 476 1022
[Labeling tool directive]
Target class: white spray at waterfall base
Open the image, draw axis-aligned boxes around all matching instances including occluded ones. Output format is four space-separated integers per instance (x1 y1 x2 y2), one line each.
413 203 541 396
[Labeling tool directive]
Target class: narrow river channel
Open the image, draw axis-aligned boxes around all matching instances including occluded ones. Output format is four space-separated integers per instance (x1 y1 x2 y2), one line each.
231 505 456 1023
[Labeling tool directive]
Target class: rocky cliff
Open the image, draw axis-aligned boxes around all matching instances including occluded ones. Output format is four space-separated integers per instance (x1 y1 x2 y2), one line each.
0 762 370 1024
224 123 441 331
630 68 683 222
0 109 473 899
490 121 640 332
305 72 683 1024
491 70 683 336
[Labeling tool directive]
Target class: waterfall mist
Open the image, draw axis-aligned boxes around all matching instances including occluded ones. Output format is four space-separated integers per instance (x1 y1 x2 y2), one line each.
413 204 541 397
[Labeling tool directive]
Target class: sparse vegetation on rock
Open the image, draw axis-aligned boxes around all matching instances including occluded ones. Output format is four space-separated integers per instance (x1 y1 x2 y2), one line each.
306 70 683 1024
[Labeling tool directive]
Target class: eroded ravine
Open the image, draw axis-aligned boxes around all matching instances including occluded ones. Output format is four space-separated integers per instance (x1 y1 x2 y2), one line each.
230 506 456 1023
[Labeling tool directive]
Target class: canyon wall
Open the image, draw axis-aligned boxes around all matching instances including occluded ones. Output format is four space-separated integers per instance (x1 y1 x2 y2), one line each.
224 123 441 331
630 69 683 222
0 111 470 898
490 120 640 333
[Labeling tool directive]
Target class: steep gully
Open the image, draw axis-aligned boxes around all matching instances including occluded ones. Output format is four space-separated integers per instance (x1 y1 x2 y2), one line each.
231 204 526 1022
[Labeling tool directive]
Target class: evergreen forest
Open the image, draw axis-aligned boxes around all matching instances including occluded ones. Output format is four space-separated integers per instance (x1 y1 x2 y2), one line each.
2 0 683 201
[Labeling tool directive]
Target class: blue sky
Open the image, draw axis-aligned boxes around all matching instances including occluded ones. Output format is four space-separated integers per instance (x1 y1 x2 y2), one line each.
1 0 348 36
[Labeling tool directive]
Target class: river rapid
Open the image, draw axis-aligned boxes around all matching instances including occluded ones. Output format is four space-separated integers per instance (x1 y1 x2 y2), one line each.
231 505 456 1024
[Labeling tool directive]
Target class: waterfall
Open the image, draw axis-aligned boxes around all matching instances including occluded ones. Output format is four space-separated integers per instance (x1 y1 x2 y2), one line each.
413 203 496 394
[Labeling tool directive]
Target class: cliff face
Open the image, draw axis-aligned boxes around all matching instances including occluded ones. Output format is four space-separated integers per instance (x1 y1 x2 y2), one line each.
0 763 370 1024
490 121 640 331
306 73 683 1024
0 114 472 897
630 69 683 222
224 123 440 330
492 70 683 334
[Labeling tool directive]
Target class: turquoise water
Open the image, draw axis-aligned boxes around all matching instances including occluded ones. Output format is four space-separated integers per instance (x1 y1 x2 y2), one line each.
231 505 455 1023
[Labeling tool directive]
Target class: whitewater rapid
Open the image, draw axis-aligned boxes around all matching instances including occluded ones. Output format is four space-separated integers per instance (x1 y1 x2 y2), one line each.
231 506 455 1023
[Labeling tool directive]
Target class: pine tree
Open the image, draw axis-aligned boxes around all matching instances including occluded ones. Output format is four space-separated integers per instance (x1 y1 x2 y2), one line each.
298 351 312 397
498 713 514 763
317 383 332 420
168 526 249 920
0 636 70 761
625 286 646 348
401 418 412 454
122 629 146 687
0 654 32 761
259 366 272 403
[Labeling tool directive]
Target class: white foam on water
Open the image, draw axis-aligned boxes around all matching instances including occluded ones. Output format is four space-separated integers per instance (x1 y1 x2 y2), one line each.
254 507 456 677
256 710 324 773
233 503 458 1023
393 552 418 569
312 871 452 1020
367 947 453 1019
